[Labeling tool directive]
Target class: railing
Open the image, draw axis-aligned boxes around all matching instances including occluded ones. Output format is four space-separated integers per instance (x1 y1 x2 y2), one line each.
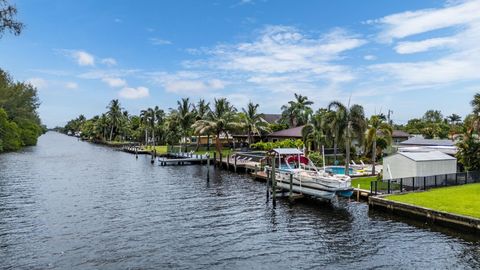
370 171 480 195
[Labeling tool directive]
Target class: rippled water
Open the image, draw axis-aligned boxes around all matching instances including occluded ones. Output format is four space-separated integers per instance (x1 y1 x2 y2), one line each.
0 132 479 269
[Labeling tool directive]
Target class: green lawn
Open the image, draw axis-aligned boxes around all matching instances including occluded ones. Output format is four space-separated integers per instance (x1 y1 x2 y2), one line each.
386 183 480 219
143 145 168 154
351 177 377 190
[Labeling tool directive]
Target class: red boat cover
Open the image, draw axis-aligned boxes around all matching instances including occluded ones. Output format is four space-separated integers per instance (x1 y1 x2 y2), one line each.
286 155 309 165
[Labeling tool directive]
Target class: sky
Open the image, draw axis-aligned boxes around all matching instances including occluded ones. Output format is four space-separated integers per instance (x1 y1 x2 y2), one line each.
1 0 480 127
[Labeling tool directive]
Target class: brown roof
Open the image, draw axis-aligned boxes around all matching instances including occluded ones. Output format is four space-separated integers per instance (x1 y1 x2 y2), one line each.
267 125 305 138
261 114 282 124
392 130 410 138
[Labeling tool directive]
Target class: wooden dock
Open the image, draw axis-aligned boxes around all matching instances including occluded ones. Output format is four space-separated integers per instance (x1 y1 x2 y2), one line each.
158 152 211 166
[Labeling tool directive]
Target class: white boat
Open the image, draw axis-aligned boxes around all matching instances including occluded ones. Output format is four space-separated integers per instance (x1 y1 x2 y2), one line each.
267 148 353 201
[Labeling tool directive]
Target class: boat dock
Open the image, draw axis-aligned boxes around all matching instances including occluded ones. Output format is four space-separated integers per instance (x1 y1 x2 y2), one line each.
158 152 211 166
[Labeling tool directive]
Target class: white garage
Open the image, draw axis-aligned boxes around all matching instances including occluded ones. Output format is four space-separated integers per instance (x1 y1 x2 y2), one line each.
382 150 457 180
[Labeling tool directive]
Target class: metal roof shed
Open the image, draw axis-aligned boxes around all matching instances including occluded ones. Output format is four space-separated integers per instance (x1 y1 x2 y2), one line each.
383 151 457 180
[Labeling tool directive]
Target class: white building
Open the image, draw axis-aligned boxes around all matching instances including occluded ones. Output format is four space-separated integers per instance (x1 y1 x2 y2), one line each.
383 150 457 180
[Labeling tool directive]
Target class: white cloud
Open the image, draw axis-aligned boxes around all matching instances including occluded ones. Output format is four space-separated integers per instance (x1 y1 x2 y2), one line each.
27 77 47 89
101 77 126 88
101 58 117 66
72 50 95 66
150 71 227 94
65 82 78 89
119 86 149 99
363 55 377 60
394 37 457 54
150 38 172 45
371 0 480 42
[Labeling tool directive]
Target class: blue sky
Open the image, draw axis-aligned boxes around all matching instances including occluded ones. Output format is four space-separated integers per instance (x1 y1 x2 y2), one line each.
1 0 480 127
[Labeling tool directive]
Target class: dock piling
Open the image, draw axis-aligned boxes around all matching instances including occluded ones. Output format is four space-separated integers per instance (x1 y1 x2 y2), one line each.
271 156 276 208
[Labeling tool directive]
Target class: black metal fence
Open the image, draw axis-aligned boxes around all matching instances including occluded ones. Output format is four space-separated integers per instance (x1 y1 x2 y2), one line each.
370 171 480 195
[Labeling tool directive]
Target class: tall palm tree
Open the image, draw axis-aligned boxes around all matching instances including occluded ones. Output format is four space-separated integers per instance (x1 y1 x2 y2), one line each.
281 93 313 127
328 101 367 176
106 99 123 141
176 98 195 152
193 99 210 151
140 109 150 145
365 115 392 175
241 102 270 145
192 98 240 155
94 113 109 140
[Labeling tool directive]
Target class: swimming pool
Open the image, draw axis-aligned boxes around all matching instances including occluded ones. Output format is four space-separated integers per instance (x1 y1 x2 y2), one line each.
325 166 355 175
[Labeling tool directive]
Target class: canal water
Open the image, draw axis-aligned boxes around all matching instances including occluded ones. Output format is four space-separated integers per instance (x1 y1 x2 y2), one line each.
0 132 479 269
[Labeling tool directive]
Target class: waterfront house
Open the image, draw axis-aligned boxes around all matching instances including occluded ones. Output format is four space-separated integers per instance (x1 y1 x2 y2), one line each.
266 125 304 142
392 130 411 144
382 150 457 180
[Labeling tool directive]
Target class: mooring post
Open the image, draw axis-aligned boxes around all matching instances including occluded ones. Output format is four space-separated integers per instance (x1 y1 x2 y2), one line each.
135 147 138 159
357 184 360 202
219 153 223 169
271 156 276 207
207 153 210 182
266 168 270 203
150 150 154 164
234 155 237 173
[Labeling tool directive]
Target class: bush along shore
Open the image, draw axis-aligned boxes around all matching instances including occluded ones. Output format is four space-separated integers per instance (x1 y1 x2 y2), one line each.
0 69 45 153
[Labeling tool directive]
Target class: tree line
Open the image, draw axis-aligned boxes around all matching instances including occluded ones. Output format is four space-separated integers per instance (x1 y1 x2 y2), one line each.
0 69 45 152
63 92 480 172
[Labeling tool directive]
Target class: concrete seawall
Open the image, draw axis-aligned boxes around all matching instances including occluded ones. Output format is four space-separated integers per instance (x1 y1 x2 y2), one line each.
369 196 480 233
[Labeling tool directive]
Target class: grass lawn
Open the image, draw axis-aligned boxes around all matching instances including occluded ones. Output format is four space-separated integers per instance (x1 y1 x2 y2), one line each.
143 145 168 154
351 176 377 190
386 183 480 219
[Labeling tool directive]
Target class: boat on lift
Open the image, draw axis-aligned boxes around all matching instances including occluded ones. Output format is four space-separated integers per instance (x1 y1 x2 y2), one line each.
267 148 353 201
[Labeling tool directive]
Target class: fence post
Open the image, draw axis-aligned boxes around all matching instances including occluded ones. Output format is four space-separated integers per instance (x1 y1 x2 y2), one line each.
387 180 391 194
455 173 458 185
370 181 373 194
445 174 448 186
400 178 403 192
434 175 437 187
423 176 427 190
412 178 415 190
465 171 468 184
375 181 378 195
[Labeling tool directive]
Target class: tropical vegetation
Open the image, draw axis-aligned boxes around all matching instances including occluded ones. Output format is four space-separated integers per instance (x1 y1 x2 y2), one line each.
0 69 45 153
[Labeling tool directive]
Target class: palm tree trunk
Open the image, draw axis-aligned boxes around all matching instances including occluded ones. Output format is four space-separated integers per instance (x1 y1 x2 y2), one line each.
109 126 114 141
372 138 377 175
144 128 148 146
215 132 221 158
207 134 210 151
195 135 200 151
345 138 350 176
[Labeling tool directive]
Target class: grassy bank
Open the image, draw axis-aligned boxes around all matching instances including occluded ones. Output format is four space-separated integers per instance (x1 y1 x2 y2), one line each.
386 183 480 219
143 145 168 154
351 177 377 190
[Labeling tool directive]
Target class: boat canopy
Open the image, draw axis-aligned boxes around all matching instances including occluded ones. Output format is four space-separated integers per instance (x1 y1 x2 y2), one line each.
269 148 303 155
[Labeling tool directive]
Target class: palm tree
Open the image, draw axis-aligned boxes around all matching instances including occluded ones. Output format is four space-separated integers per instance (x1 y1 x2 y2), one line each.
193 99 210 151
365 115 392 175
281 93 313 127
106 99 123 141
241 102 270 146
192 98 240 155
140 109 150 145
328 101 367 176
302 112 327 153
176 98 195 152
95 113 109 140
447 113 462 125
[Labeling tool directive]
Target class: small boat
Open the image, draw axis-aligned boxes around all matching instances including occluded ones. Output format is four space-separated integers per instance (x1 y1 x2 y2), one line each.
267 148 353 201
